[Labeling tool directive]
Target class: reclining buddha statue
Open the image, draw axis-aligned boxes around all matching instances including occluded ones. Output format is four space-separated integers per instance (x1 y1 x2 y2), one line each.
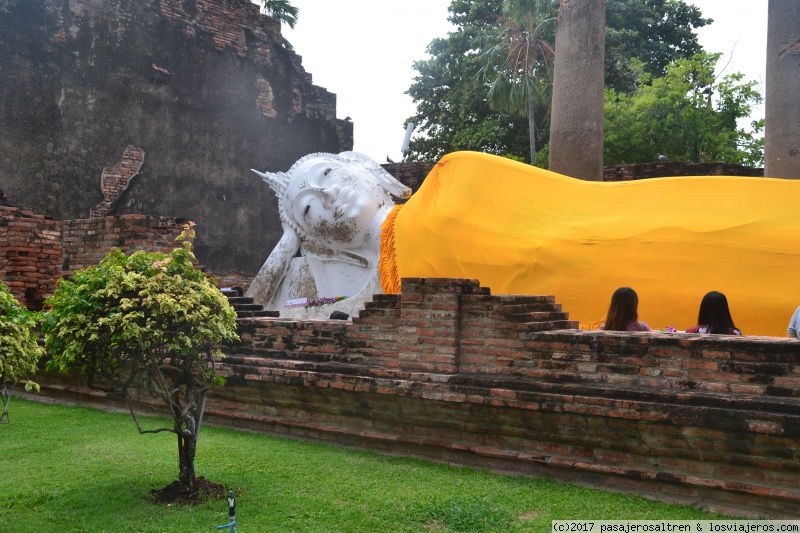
248 150 800 336
246 151 411 317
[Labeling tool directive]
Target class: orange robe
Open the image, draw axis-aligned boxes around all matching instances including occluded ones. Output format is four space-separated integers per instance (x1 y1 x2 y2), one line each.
380 151 800 337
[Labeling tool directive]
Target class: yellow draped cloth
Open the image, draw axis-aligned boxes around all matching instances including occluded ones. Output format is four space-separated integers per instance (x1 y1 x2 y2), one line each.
380 151 800 337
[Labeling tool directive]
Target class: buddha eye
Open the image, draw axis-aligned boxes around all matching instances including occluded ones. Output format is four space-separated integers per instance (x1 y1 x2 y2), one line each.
304 205 311 215
323 167 332 176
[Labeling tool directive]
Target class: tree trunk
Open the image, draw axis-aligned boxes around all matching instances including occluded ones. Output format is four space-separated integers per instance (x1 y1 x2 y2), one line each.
177 390 206 489
549 0 606 180
178 417 198 488
528 95 537 164
764 0 800 178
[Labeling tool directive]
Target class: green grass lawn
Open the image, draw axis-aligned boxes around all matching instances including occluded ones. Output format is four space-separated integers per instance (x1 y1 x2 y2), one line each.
1 398 729 532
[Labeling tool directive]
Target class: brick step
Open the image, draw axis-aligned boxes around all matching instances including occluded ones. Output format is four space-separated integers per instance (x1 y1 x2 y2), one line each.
220 287 244 297
493 302 562 313
226 296 255 305
522 320 579 331
221 288 276 319
488 295 556 305
236 309 279 318
232 302 262 311
495 311 571 323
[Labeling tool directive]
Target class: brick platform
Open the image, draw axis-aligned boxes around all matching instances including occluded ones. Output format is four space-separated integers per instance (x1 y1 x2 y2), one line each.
28 277 800 518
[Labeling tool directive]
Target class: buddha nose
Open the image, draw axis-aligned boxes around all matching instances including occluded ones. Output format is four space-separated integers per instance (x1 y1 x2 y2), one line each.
320 185 340 207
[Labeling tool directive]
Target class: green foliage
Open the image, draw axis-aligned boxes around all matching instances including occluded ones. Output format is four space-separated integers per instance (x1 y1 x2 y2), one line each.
478 0 558 163
428 496 515 532
41 225 238 485
406 0 536 163
257 0 298 28
604 53 764 165
2 399 733 530
256 0 299 49
42 228 238 385
0 281 43 393
406 0 714 164
605 0 711 93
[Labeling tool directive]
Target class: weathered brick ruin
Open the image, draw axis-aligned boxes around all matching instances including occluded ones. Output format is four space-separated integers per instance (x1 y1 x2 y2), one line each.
1 191 187 309
0 197 61 309
0 0 353 279
33 278 800 518
3 0 793 520
604 161 763 181
6 158 797 517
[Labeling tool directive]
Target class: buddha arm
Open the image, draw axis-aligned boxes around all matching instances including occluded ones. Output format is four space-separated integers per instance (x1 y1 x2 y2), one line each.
245 229 301 306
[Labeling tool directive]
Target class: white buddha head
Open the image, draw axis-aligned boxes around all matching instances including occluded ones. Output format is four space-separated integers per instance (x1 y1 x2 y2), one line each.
254 152 411 252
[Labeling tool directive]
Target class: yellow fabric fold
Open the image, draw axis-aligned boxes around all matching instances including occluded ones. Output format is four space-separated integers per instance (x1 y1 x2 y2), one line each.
379 204 403 295
386 151 800 337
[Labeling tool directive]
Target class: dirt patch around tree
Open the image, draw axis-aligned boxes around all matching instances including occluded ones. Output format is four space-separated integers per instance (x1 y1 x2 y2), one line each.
150 477 227 505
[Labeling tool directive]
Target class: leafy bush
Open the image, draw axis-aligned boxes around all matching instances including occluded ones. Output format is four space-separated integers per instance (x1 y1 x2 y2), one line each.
41 225 239 488
0 281 43 392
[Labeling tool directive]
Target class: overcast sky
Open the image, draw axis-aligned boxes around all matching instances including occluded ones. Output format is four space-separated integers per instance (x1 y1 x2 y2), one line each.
282 0 768 164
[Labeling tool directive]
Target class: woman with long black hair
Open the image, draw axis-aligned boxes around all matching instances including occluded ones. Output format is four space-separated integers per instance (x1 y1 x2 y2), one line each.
687 291 742 335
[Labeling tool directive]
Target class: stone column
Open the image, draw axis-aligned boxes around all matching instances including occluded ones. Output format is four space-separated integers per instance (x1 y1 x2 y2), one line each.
764 0 800 178
548 0 606 181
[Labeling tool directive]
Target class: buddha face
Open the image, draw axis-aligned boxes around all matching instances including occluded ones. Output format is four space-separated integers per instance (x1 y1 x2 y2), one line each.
284 157 391 250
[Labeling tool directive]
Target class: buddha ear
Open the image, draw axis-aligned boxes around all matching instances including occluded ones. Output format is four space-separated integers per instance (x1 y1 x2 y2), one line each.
252 169 289 197
338 151 411 200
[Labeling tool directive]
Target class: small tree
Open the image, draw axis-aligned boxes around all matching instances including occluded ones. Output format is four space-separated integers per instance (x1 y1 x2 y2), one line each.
42 225 239 490
604 52 764 166
478 0 557 164
0 282 44 423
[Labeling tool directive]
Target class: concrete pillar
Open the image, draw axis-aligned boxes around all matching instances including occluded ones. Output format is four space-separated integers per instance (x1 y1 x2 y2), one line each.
548 0 606 181
764 0 800 178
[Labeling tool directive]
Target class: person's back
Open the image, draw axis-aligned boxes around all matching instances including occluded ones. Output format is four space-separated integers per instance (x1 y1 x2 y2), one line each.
623 320 651 332
601 287 651 332
687 291 742 335
686 325 741 335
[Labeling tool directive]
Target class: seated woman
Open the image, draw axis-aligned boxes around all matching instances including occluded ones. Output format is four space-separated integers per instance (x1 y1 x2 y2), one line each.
600 287 651 332
788 306 800 338
686 291 742 335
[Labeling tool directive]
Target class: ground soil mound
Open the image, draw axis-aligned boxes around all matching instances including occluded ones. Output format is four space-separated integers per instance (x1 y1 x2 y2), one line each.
150 477 226 505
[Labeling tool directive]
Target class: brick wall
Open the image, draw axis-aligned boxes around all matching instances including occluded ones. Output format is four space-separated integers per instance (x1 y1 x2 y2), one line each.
61 215 189 276
90 146 145 218
337 119 354 152
212 279 800 517
157 0 280 59
381 162 435 200
29 277 800 518
0 199 190 307
603 161 763 181
384 161 762 192
0 204 61 309
1 0 350 278
214 271 255 293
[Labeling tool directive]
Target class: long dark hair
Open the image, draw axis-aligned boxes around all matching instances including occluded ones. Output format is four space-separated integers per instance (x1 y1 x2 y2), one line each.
604 287 640 331
696 291 739 334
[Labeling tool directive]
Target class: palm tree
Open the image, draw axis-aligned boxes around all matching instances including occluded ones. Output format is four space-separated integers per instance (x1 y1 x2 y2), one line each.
479 0 558 164
258 0 299 48
259 0 299 28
